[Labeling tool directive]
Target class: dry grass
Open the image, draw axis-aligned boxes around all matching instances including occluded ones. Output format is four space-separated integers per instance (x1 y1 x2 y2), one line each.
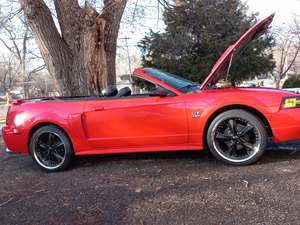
0 103 7 109
0 106 6 124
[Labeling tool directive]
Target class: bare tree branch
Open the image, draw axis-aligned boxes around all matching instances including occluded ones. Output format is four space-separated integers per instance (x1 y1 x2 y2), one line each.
1 25 22 61
272 18 300 88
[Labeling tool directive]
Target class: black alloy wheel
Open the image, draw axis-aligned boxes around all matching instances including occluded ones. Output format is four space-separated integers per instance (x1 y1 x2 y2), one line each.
30 125 73 172
207 109 267 166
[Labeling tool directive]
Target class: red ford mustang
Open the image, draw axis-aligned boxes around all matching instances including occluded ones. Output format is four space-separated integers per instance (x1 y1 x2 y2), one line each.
2 14 300 172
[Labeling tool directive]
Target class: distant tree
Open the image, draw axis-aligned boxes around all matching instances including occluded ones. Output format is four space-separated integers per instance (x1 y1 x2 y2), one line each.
27 71 58 97
0 54 17 92
283 74 300 88
0 17 46 97
139 0 275 85
272 19 300 88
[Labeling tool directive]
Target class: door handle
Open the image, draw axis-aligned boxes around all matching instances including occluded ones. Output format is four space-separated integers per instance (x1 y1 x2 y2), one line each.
92 106 104 111
84 106 105 113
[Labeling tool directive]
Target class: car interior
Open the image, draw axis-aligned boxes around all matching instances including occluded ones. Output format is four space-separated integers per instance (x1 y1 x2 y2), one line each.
100 85 172 98
101 86 132 98
37 76 174 102
100 74 175 98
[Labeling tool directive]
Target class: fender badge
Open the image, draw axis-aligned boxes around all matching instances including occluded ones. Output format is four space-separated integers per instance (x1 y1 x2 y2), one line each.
192 111 200 118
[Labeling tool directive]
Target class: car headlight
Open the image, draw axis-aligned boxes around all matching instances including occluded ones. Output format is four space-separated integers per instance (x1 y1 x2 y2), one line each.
14 113 26 126
282 97 300 109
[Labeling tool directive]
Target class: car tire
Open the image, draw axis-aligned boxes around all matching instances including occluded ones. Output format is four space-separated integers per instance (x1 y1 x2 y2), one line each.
206 109 267 166
29 125 73 172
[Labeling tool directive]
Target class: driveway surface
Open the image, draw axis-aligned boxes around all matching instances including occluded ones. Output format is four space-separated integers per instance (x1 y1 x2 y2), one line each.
0 138 299 225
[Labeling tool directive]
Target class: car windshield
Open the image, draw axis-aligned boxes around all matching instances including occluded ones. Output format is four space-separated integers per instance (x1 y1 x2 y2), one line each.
142 68 199 93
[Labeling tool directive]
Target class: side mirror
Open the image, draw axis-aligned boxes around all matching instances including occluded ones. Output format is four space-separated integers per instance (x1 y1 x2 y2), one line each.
150 88 172 97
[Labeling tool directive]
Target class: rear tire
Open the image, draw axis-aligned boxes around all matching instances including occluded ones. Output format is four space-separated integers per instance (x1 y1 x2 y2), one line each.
29 125 73 172
206 109 267 166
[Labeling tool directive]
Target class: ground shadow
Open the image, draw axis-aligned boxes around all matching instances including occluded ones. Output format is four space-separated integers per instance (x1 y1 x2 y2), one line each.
73 144 300 170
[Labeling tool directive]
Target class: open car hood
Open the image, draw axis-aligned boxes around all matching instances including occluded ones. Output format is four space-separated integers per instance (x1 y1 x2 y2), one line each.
200 14 274 90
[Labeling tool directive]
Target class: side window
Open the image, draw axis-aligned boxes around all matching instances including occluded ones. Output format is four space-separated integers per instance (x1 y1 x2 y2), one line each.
131 76 158 95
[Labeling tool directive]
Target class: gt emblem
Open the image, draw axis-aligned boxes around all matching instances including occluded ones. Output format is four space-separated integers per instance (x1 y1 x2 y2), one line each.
192 111 200 118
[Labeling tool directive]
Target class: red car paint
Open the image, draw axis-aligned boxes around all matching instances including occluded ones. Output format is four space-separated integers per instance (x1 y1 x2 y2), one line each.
200 14 275 89
3 14 300 156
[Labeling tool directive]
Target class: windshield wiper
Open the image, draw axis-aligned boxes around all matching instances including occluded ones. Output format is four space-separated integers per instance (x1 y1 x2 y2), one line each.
178 84 199 92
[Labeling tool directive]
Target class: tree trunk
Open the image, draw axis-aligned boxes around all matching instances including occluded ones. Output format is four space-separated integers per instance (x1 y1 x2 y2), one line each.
19 0 127 96
230 79 236 87
275 78 280 89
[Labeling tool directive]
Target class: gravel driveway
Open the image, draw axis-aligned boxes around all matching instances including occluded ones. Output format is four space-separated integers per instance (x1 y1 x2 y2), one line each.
0 138 299 225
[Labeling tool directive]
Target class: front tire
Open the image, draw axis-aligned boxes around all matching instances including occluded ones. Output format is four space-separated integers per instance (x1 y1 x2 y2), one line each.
29 125 73 172
206 109 267 166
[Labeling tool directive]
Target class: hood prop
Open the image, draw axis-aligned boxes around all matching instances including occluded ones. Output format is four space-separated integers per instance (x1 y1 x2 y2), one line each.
226 48 236 82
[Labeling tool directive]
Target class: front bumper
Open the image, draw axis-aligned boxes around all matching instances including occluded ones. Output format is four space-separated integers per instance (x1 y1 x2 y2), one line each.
2 125 28 154
267 108 300 143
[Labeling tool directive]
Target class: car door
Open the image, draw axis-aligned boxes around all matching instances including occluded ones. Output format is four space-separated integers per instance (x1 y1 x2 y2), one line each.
82 94 188 149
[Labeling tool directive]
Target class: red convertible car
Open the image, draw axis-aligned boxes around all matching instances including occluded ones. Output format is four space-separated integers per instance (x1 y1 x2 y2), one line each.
2 14 300 172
